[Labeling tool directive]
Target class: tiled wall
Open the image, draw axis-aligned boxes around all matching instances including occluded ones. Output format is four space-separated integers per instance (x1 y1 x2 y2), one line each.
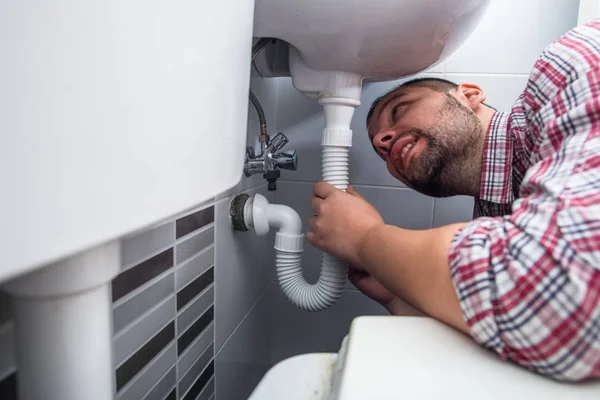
0 203 216 400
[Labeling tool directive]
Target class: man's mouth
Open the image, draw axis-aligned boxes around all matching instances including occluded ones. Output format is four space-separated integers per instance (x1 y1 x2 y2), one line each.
391 135 419 171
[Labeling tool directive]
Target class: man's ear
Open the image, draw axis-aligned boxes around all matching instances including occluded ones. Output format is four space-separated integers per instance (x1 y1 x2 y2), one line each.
453 83 487 111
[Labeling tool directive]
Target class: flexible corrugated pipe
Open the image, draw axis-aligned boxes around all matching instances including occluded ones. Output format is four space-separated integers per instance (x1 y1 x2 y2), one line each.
243 97 360 311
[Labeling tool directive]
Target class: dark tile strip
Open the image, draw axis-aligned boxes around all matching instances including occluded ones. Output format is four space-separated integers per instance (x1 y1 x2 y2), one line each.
165 387 176 400
0 372 17 400
182 361 214 400
176 206 214 239
177 267 214 310
112 248 174 302
116 321 175 391
178 306 214 356
179 344 214 396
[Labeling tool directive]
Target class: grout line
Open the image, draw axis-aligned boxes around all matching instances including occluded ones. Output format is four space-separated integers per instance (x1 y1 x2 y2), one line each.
113 297 175 367
178 339 213 386
177 284 214 317
112 267 174 309
120 243 175 274
140 364 176 400
179 359 214 400
175 223 215 245
173 220 179 400
177 322 214 372
116 339 176 398
215 282 273 356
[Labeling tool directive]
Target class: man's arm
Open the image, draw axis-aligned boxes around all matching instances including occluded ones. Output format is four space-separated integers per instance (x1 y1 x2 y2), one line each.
359 223 469 334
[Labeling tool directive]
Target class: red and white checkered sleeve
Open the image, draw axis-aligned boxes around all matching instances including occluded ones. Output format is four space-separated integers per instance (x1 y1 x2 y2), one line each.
448 204 600 381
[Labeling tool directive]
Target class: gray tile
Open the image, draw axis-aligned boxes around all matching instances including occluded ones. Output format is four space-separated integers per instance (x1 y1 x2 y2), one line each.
116 323 175 391
112 249 174 302
178 306 213 356
268 286 387 365
176 246 214 291
114 297 176 367
196 378 214 400
177 268 213 310
144 366 176 400
0 372 16 400
177 207 215 239
179 344 213 397
121 221 175 267
113 271 175 333
178 323 214 380
214 186 275 351
177 287 214 334
0 292 11 325
176 228 214 264
117 341 176 400
0 323 15 381
433 196 474 228
215 286 271 400
182 361 213 400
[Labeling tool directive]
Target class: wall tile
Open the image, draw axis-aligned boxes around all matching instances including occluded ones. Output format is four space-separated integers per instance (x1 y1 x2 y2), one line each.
143 366 176 400
444 73 529 112
112 249 174 302
194 377 214 400
177 268 214 310
0 372 16 400
214 185 275 352
165 388 176 400
116 342 176 400
177 287 214 335
121 221 174 268
178 306 214 356
113 271 175 334
178 344 213 397
433 196 475 228
178 324 214 381
176 206 214 239
175 228 214 265
181 361 214 400
175 246 214 291
114 297 176 367
215 285 271 400
0 292 12 325
445 0 579 74
116 322 175 391
268 286 387 366
0 323 15 381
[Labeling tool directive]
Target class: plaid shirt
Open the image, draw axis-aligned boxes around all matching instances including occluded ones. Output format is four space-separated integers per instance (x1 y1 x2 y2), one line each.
449 22 600 381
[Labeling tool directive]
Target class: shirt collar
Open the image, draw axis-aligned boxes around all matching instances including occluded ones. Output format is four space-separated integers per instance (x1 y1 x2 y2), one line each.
478 111 515 204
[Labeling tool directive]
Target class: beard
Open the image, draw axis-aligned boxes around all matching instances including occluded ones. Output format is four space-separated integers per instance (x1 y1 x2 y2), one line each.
406 94 483 197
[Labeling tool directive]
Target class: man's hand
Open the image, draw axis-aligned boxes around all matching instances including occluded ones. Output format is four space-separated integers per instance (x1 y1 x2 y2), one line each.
306 182 384 267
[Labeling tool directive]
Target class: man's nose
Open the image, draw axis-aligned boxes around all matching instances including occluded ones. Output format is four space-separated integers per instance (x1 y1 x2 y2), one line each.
373 130 396 156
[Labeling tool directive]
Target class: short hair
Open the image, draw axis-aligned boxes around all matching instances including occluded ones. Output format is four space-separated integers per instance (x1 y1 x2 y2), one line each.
366 77 458 127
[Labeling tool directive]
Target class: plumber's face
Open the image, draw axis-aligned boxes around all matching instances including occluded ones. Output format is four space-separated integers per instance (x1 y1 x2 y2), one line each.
367 86 480 197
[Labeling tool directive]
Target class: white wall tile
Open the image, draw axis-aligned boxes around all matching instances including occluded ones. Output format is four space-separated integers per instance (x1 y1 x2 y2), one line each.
214 185 275 352
445 0 580 74
215 285 271 400
444 73 530 111
433 196 475 228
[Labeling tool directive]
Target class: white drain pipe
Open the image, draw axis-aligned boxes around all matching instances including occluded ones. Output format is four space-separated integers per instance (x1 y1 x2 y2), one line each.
242 97 360 311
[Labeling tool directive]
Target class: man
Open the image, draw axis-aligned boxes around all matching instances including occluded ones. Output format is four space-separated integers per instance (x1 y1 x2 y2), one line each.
306 22 600 381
